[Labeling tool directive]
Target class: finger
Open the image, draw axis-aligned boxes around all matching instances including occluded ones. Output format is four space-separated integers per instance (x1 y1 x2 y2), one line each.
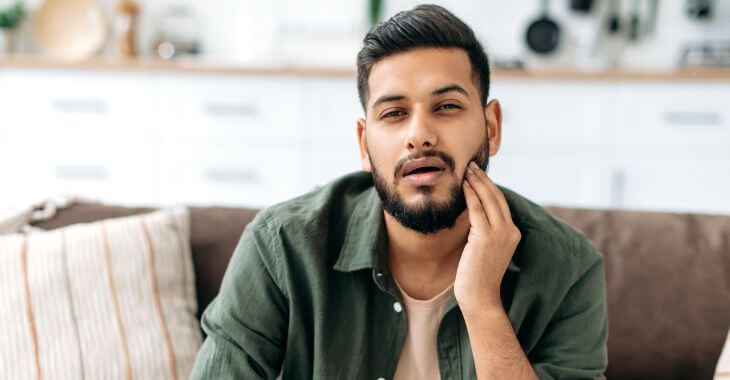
466 164 505 227
463 180 491 231
468 162 513 223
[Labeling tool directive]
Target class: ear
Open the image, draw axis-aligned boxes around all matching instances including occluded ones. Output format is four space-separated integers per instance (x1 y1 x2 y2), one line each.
484 99 502 157
356 118 372 172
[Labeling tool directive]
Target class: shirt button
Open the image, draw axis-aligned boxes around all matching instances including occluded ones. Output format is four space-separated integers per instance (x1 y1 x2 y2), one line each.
393 302 403 313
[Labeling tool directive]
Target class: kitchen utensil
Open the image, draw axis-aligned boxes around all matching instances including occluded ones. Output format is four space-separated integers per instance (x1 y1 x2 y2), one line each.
33 0 107 61
525 0 561 55
686 0 712 19
570 0 594 13
628 0 640 41
607 0 621 34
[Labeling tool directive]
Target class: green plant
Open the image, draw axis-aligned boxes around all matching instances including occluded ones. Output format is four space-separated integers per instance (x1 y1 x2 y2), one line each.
0 2 24 30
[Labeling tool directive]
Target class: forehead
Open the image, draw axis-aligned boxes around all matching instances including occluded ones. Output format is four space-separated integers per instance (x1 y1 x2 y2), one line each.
367 48 475 107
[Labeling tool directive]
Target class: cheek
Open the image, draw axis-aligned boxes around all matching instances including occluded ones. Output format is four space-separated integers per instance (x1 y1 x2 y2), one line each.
366 129 401 176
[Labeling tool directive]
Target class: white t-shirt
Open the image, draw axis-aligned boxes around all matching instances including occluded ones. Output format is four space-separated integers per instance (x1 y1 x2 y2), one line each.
393 278 455 380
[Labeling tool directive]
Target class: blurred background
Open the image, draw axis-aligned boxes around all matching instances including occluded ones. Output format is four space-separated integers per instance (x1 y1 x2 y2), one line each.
0 0 728 214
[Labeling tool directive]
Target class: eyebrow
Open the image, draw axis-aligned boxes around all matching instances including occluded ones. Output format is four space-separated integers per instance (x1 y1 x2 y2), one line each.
372 94 405 109
371 84 470 110
432 84 469 98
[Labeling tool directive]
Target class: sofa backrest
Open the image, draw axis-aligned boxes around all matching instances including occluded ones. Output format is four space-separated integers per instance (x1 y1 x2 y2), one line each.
35 202 730 380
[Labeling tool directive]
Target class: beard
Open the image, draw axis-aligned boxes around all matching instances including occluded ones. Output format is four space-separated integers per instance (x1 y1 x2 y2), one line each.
369 131 490 235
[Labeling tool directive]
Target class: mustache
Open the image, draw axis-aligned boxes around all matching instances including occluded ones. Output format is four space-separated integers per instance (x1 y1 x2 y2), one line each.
393 150 456 178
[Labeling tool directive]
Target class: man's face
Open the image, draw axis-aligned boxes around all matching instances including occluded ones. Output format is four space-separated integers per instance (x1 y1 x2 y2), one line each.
357 47 501 234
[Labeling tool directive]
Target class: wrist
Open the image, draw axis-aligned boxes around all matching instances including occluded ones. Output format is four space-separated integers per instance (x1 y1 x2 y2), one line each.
457 292 504 317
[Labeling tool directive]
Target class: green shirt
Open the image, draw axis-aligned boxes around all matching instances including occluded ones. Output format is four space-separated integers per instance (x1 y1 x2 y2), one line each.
190 171 608 379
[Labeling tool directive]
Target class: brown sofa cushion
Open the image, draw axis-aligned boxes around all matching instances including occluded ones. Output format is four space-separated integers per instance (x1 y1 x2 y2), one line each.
546 206 730 380
34 202 730 379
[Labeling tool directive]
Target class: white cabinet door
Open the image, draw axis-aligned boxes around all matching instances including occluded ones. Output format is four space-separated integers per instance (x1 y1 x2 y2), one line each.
613 82 730 151
0 69 164 207
489 149 613 209
159 139 306 208
491 80 613 150
164 75 306 142
610 152 730 215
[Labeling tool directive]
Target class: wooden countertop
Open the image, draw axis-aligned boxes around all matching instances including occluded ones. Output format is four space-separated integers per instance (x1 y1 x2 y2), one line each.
2 54 730 81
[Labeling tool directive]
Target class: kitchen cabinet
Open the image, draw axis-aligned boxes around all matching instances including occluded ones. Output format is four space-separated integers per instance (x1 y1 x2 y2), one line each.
0 65 728 214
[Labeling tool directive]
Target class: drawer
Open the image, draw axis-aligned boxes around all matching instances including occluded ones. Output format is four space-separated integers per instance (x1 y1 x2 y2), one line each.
164 75 305 141
490 80 612 148
614 83 730 150
305 143 363 190
489 150 613 209
1 70 165 136
610 153 730 214
159 140 307 207
29 133 162 205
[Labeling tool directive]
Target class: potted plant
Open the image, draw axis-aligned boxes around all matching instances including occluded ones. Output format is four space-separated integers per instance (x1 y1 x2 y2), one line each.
0 2 24 53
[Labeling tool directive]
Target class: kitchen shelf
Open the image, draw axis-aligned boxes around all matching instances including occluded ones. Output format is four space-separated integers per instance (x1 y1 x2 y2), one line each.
2 54 730 81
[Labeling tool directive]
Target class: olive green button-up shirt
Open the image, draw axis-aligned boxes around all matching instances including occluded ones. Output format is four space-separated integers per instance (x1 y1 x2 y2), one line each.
190 171 608 379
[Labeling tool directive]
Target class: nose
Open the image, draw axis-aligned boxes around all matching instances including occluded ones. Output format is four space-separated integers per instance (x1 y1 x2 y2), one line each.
404 109 438 151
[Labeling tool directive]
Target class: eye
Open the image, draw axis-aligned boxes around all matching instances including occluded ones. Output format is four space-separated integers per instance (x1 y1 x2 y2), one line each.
436 103 461 112
381 109 407 119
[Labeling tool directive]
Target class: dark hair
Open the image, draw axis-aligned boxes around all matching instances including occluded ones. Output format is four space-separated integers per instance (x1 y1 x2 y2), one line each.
356 4 490 112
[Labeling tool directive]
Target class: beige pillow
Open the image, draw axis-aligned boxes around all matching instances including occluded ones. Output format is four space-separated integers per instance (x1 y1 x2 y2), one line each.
0 208 202 379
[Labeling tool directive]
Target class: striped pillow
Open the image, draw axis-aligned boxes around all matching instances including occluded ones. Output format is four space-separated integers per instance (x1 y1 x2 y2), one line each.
0 208 202 379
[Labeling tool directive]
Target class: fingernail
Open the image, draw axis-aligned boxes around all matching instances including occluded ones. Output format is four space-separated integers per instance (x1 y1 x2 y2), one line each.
469 161 479 170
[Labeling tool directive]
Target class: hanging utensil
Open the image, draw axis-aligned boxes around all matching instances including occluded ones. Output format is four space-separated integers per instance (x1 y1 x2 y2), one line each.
525 0 561 54
607 0 621 35
628 0 640 41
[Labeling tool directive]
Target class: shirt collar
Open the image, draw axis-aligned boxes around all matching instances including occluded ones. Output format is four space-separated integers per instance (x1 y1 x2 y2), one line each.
332 183 521 274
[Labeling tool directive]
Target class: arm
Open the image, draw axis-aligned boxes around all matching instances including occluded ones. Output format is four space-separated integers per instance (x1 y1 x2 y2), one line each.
528 253 609 379
462 300 539 379
190 216 289 379
459 162 538 379
458 162 607 379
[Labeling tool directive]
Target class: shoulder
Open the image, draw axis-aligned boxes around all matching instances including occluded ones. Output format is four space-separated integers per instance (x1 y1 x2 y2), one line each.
498 184 603 279
254 171 373 234
240 171 374 271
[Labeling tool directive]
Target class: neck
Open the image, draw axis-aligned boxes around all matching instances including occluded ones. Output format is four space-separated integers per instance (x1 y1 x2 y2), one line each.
385 209 470 299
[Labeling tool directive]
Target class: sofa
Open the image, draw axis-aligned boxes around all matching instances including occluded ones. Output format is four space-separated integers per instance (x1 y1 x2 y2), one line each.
33 202 730 379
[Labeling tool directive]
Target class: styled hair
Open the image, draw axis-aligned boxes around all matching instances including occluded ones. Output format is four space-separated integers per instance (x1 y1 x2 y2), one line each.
356 4 490 112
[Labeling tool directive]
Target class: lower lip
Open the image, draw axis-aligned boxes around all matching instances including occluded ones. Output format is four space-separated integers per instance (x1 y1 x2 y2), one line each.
402 169 445 186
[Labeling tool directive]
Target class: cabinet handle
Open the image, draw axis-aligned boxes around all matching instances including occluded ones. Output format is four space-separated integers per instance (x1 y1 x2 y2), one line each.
52 99 108 114
203 168 260 184
54 165 109 180
609 167 626 207
204 103 259 118
663 111 722 127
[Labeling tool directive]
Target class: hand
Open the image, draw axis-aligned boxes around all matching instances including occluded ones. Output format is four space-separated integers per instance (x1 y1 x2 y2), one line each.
454 161 522 313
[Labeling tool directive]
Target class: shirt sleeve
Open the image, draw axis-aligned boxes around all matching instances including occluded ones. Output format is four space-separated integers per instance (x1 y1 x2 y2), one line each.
189 214 289 380
529 238 609 380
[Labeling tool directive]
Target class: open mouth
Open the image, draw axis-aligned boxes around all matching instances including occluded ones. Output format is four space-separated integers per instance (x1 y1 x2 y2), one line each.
405 166 444 176
400 157 449 186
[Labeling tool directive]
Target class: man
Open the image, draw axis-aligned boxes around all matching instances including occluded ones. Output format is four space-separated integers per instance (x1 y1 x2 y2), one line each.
191 4 608 379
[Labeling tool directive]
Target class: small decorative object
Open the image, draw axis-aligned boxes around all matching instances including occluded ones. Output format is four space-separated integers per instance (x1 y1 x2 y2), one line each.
152 5 199 60
114 0 139 57
33 0 107 61
0 1 24 54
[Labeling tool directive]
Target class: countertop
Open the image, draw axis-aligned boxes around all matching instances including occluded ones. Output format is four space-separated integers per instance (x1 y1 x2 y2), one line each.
2 54 730 81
